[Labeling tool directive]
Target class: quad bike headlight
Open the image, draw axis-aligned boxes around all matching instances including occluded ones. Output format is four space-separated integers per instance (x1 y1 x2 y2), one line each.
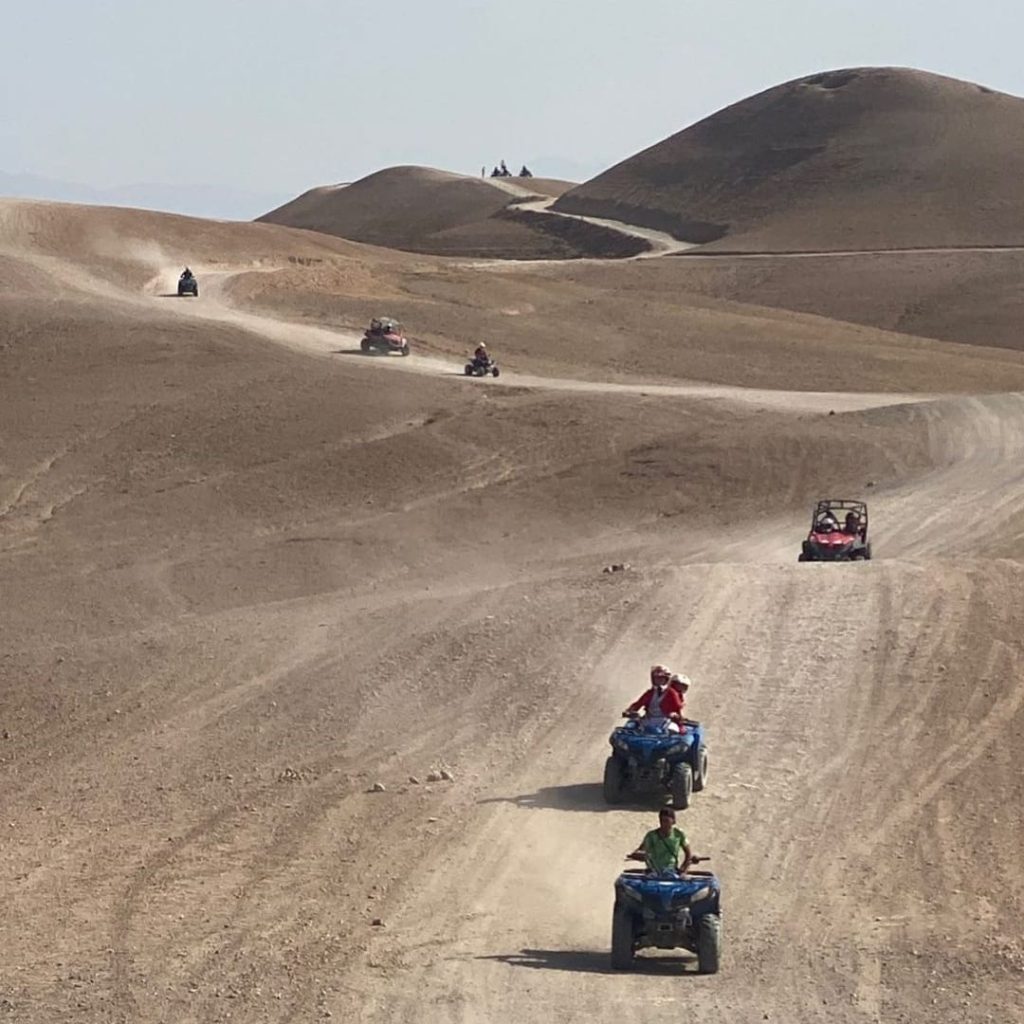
674 885 711 906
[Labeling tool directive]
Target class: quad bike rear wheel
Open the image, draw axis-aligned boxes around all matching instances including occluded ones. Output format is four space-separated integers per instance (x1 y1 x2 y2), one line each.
603 756 625 804
610 905 635 970
361 338 371 353
693 745 709 792
670 763 693 810
696 913 721 974
491 366 500 378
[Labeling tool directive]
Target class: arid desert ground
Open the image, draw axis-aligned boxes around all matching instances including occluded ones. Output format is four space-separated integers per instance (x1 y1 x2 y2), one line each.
4 67 1024 1023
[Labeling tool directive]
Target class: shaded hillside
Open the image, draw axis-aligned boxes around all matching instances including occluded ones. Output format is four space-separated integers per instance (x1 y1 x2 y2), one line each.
555 67 1024 251
257 165 586 257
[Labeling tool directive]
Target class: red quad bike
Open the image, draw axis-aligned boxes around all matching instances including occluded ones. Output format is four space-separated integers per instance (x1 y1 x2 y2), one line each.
361 316 410 356
799 499 872 562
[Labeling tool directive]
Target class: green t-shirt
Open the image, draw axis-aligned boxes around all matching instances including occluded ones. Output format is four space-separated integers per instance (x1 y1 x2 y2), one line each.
642 826 688 872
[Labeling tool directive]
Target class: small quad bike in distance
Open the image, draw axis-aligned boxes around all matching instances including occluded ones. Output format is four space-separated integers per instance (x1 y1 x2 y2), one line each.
464 355 500 378
799 498 871 562
177 269 198 297
612 857 722 974
603 714 708 809
361 316 410 356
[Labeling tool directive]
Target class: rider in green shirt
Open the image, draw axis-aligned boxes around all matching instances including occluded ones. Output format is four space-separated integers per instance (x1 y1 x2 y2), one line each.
628 806 692 873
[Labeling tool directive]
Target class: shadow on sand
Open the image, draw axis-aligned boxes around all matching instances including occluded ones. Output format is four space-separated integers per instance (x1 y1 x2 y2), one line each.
476 948 694 976
479 782 662 813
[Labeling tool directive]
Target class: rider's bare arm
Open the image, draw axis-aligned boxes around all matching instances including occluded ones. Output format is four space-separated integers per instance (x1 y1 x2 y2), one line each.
680 842 693 873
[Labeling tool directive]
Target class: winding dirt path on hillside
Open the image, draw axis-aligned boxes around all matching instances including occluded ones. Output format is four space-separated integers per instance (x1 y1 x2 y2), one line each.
139 266 932 415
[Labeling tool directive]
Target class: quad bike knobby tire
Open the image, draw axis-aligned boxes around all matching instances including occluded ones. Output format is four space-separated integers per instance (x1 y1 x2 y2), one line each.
696 913 722 974
603 756 625 804
693 744 709 792
670 762 693 810
610 905 635 970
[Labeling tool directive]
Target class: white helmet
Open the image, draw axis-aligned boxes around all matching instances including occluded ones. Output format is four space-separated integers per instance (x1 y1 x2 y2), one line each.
670 673 691 690
650 664 671 686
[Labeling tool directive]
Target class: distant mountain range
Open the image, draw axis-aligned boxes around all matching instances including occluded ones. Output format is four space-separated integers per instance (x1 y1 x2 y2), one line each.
0 170 289 222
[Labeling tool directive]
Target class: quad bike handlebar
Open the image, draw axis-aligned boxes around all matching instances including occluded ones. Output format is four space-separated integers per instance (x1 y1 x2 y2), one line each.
625 853 709 863
621 711 683 722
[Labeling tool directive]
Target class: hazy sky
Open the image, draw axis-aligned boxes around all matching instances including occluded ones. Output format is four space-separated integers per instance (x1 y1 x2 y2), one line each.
2 0 1021 199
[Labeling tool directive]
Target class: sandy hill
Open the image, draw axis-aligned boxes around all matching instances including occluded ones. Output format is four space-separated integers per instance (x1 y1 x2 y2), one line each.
5 198 1024 1023
554 67 1024 251
586 248 1024 354
258 165 588 258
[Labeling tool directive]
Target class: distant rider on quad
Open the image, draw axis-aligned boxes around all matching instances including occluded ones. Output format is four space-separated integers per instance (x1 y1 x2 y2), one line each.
181 267 193 280
627 805 693 874
625 665 683 732
473 342 490 366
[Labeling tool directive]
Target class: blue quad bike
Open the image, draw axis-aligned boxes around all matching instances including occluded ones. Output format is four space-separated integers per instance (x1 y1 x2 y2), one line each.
612 859 722 973
603 714 708 808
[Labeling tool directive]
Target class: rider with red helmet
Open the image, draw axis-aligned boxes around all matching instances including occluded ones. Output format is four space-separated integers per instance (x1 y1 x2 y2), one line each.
625 665 683 727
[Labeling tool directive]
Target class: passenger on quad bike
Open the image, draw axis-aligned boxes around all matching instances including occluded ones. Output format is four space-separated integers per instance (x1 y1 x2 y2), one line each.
627 806 693 874
669 673 691 712
624 665 683 731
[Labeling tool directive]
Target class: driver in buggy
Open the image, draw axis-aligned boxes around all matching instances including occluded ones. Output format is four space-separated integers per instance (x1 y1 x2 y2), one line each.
844 511 861 536
816 511 839 533
624 665 683 732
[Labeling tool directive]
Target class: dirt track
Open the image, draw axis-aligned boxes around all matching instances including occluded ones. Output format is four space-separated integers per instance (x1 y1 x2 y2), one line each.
3 203 1024 1023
